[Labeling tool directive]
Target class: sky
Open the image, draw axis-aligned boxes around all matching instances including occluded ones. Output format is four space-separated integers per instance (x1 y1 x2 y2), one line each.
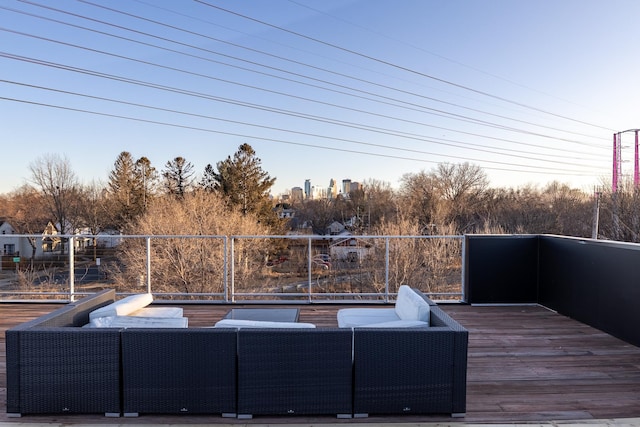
2 0 640 197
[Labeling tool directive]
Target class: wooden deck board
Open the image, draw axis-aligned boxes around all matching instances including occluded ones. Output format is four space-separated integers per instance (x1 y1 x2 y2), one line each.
2 302 640 424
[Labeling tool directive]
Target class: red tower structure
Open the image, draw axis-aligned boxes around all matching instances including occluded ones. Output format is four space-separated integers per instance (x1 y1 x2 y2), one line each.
612 129 640 192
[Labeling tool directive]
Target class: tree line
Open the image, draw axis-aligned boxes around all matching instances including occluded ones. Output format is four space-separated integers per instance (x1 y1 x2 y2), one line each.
0 144 284 239
2 144 640 244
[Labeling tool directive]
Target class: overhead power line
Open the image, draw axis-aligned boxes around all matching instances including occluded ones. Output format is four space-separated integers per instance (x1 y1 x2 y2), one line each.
0 51 604 163
16 1 607 145
196 0 614 133
0 94 602 177
0 0 611 182
1 78 604 172
1 26 605 152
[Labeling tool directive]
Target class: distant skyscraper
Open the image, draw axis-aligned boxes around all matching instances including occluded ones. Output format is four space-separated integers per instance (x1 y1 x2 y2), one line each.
312 186 327 199
291 187 304 201
342 179 352 195
304 179 311 199
328 179 338 199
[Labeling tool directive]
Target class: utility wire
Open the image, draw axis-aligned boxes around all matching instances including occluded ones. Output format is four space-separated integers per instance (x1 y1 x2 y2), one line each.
0 27 601 152
19 0 606 144
1 0 611 178
1 78 604 172
287 0 605 115
196 0 614 132
0 51 604 163
0 24 607 151
0 94 602 177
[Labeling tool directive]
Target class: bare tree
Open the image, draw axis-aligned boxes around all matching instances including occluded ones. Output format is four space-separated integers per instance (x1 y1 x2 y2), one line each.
360 179 397 230
3 185 49 263
75 180 111 260
110 191 271 295
430 162 488 232
541 181 591 237
399 170 438 230
368 215 461 297
29 154 80 253
296 199 336 235
598 179 640 242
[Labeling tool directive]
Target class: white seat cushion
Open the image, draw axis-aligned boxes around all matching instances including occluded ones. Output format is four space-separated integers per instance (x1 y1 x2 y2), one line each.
213 319 316 328
337 287 431 327
358 320 429 328
130 307 183 318
89 293 153 321
394 285 430 325
88 315 188 328
337 308 399 328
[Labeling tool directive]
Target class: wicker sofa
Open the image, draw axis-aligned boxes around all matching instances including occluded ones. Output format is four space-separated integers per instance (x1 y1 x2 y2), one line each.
6 288 468 419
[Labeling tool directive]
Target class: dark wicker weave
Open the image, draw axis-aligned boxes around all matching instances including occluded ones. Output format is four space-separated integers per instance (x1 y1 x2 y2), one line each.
121 328 238 417
236 328 353 418
6 290 121 417
6 288 467 419
352 305 468 417
430 304 469 416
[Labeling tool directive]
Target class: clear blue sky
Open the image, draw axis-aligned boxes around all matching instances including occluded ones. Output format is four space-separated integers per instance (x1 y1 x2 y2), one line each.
2 0 639 196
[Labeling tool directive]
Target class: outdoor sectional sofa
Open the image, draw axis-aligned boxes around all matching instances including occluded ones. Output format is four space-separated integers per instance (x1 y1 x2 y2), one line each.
6 287 468 419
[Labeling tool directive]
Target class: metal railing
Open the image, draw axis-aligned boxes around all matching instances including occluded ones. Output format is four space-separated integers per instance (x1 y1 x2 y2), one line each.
0 234 465 303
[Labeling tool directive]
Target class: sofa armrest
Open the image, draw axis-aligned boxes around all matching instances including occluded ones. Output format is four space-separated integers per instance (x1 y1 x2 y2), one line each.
429 305 469 415
11 289 117 329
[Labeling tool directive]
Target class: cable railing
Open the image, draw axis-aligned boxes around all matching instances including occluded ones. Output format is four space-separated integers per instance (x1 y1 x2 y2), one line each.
0 234 465 303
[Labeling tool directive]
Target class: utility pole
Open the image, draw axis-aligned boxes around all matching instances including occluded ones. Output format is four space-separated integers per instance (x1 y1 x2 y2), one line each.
592 188 601 239
612 129 639 240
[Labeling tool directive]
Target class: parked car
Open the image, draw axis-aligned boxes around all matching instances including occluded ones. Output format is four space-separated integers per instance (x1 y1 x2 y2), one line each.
311 254 331 270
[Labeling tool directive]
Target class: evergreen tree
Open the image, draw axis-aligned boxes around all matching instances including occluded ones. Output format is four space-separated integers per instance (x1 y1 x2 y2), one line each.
208 143 281 229
107 151 146 229
162 156 195 198
200 163 217 192
135 156 158 209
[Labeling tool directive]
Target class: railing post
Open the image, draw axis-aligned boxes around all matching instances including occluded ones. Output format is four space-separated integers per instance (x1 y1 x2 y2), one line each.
384 237 390 303
68 236 75 302
460 236 466 303
223 236 228 302
230 237 235 303
307 237 312 302
145 237 152 294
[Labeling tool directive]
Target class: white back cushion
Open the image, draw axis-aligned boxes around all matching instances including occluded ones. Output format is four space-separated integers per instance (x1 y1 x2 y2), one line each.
337 308 399 328
394 285 430 325
89 293 153 321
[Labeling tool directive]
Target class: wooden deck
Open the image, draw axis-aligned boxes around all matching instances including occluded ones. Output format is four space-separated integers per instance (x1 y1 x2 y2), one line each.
2 302 640 424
